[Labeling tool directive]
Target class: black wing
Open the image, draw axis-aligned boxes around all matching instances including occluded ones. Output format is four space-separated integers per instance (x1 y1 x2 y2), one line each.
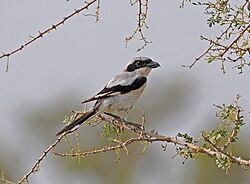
82 76 147 103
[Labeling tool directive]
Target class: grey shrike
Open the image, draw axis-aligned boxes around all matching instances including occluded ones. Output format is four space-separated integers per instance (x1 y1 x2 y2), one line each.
56 57 160 136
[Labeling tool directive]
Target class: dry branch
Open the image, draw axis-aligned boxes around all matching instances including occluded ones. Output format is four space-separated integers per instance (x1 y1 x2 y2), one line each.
17 133 66 184
2 96 249 184
0 0 98 64
54 112 250 167
183 1 250 73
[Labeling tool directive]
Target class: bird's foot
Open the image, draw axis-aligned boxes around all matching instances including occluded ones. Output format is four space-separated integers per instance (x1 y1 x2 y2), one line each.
104 112 141 130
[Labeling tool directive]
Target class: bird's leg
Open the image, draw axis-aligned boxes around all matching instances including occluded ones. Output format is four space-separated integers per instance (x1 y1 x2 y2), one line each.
104 112 121 120
102 112 124 132
104 112 141 130
121 109 129 123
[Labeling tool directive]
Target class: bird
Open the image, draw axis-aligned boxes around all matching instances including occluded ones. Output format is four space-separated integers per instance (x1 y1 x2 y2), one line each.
56 57 160 136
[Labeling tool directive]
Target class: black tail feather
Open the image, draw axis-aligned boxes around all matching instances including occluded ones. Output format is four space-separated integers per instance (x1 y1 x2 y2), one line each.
56 109 97 136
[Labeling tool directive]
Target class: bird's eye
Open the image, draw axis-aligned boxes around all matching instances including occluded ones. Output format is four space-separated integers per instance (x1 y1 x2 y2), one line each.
137 61 144 66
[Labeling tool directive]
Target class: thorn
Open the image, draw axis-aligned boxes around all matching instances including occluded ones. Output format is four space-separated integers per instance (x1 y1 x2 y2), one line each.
29 35 35 39
75 9 80 13
38 31 43 38
62 17 67 24
5 56 10 72
52 24 57 30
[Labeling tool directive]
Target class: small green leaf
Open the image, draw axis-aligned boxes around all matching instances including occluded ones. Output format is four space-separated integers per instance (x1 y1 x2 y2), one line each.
208 59 214 63
177 133 193 143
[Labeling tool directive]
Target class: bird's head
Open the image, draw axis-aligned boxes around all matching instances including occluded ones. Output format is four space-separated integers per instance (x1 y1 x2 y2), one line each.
125 57 160 76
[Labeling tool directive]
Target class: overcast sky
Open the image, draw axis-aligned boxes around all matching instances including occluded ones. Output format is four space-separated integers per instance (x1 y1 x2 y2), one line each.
1 1 250 184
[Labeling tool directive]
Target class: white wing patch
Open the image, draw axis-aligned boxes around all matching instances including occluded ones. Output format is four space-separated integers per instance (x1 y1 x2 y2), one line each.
82 71 142 104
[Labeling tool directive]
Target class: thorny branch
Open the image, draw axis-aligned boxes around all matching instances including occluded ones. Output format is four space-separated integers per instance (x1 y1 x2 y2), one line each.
0 0 98 71
54 137 141 158
182 22 233 69
1 95 249 184
184 1 250 73
0 133 66 184
222 95 241 151
54 112 250 168
186 22 250 73
1 1 249 73
19 133 66 184
1 0 152 72
201 133 250 169
83 0 101 22
125 0 151 51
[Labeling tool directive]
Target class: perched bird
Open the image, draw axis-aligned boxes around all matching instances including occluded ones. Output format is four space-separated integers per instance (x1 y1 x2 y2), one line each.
56 57 160 136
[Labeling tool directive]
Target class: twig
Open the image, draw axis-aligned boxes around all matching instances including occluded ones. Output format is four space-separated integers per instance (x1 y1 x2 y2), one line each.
57 113 250 167
125 0 151 51
8 101 250 184
180 0 190 8
0 171 15 184
184 1 250 71
218 23 250 58
55 113 220 159
5 56 10 72
55 137 141 157
202 133 250 166
223 95 241 150
139 109 145 138
17 133 66 184
0 0 98 62
182 23 233 68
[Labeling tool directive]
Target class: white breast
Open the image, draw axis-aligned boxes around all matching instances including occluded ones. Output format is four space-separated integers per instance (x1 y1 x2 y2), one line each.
99 83 147 115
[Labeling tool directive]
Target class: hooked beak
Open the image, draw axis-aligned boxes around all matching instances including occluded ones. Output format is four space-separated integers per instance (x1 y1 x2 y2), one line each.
147 61 160 68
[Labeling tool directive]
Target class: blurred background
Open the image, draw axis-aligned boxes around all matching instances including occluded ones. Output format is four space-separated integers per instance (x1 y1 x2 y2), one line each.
0 0 250 183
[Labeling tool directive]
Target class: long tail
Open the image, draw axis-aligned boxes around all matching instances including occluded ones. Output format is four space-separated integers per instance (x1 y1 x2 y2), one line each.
56 108 97 136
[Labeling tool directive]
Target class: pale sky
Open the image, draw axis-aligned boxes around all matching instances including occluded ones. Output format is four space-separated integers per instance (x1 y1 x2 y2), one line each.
1 1 250 184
